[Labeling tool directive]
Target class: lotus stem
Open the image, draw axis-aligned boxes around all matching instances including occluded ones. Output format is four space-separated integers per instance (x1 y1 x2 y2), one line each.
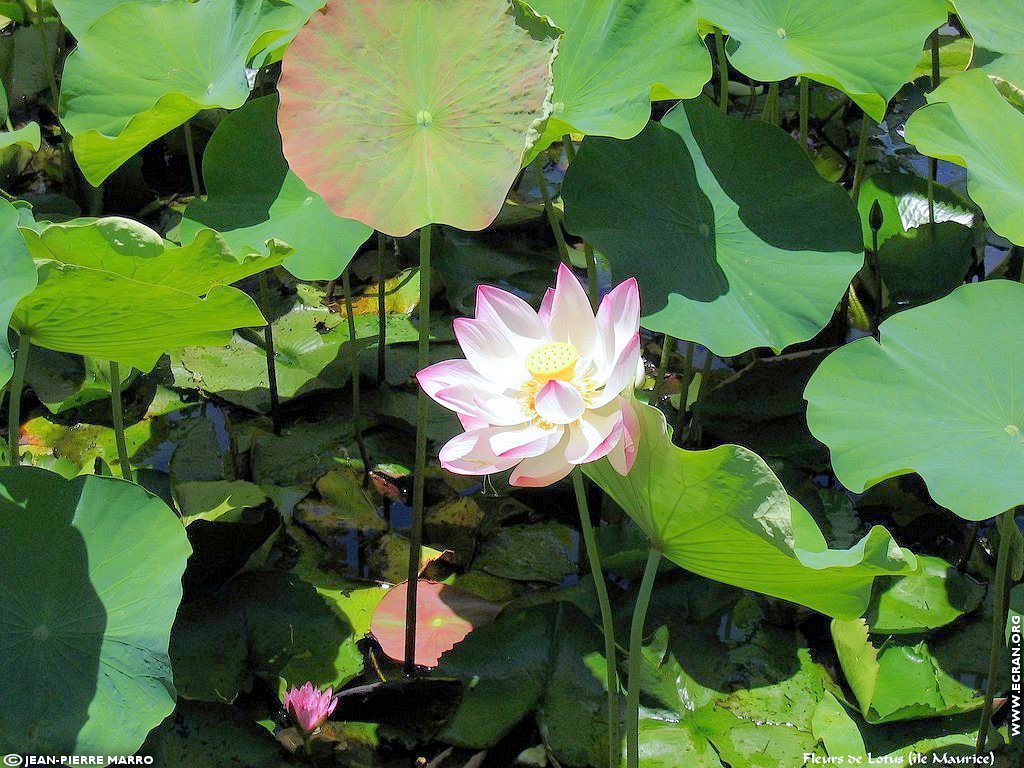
377 232 388 384
927 30 941 229
626 548 661 768
571 467 620 768
851 110 872 205
183 121 203 200
761 82 780 126
799 78 809 153
108 361 132 482
6 335 29 467
259 273 282 436
533 155 571 266
404 223 432 676
650 335 674 405
342 269 371 485
975 508 1015 754
561 135 599 309
714 29 728 113
672 343 696 444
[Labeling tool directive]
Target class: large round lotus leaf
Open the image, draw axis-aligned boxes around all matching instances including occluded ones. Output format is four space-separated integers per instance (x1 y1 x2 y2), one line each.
585 402 917 619
563 100 862 356
955 0 1024 101
277 0 559 237
696 0 947 121
51 0 165 36
13 217 278 371
0 198 35 387
180 95 372 281
805 280 1024 521
0 467 191 754
904 70 1024 246
58 0 320 186
524 0 711 155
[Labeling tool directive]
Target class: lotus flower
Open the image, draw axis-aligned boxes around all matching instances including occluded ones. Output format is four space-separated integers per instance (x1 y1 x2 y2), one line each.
283 682 338 734
417 264 642 486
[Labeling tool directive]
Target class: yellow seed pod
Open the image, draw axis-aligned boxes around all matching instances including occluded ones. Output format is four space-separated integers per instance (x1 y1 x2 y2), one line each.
525 342 579 382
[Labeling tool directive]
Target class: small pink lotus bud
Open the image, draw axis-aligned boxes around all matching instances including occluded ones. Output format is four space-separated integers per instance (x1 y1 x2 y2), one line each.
282 682 338 734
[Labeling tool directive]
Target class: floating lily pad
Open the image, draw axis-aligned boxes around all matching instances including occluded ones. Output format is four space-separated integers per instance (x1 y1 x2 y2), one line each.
474 521 576 585
14 217 277 371
832 617 990 723
563 100 862 356
697 0 948 120
0 467 191 754
904 70 1024 246
585 402 916 619
180 95 372 281
857 173 975 248
277 0 559 236
174 479 268 525
370 580 503 667
525 0 711 154
0 197 34 387
804 280 1024 521
24 348 135 414
171 300 418 413
59 0 319 185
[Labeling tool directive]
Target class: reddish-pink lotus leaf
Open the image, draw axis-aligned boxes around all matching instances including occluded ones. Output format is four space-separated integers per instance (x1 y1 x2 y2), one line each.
277 0 559 237
370 580 503 667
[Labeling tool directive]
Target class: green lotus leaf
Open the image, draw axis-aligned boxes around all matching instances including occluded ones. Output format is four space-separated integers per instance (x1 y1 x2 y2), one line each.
904 70 1024 246
180 95 372 281
805 280 1024 521
696 0 948 120
0 467 191 754
58 0 320 186
277 0 559 236
954 0 1024 97
0 121 40 151
585 402 917 619
524 0 711 155
13 217 276 371
563 100 862 356
51 0 164 36
0 198 35 387
831 617 989 723
864 555 984 634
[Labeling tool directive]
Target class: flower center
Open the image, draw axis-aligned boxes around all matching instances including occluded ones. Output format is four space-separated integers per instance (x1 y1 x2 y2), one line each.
525 342 579 382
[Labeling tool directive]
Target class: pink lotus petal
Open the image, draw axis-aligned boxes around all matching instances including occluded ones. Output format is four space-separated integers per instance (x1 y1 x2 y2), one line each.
546 264 596 355
534 379 586 425
566 402 625 464
607 398 641 475
438 429 520 476
489 423 563 459
475 285 545 356
594 277 641 372
453 317 526 386
538 287 555 326
591 333 642 408
509 441 573 487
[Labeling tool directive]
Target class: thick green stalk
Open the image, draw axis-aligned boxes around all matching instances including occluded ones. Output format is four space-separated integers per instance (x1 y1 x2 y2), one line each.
572 468 621 768
975 509 1015 754
851 111 872 204
6 335 29 467
627 548 661 768
342 270 371 483
183 122 203 200
533 155 571 265
672 343 696 443
761 82 780 126
714 29 728 113
108 361 132 482
404 224 432 676
259 273 282 435
650 335 674 405
799 78 809 153
377 232 388 384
